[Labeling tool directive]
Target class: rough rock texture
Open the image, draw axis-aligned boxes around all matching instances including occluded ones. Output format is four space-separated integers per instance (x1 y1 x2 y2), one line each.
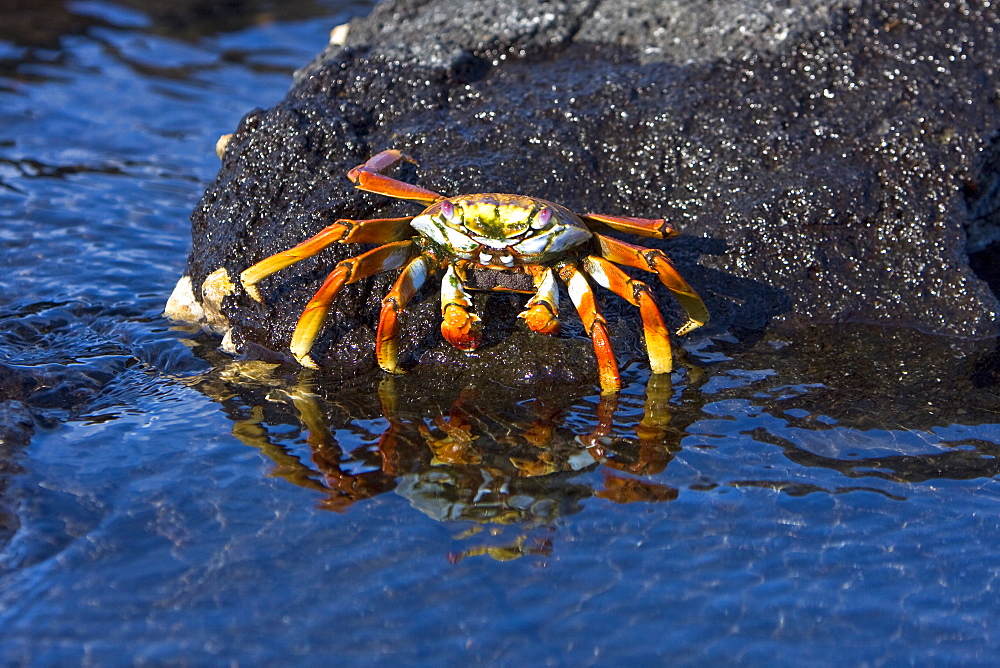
183 0 1000 384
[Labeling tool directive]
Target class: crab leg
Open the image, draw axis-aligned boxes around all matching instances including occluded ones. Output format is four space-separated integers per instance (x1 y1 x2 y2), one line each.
376 251 438 373
518 266 561 335
580 213 678 239
557 263 621 394
240 216 415 301
290 240 417 367
439 264 482 351
347 149 445 205
595 233 709 335
581 255 673 375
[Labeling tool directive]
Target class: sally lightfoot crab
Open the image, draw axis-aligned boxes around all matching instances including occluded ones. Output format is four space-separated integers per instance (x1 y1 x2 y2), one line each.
240 150 709 393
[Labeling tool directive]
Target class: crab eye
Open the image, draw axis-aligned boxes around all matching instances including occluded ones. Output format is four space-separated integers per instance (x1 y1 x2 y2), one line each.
440 200 454 221
531 206 553 229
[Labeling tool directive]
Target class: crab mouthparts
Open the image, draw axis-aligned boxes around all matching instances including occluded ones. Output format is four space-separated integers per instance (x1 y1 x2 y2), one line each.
477 248 517 267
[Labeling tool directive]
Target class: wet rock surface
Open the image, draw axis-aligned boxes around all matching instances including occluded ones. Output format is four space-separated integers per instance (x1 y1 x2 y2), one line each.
182 0 1000 383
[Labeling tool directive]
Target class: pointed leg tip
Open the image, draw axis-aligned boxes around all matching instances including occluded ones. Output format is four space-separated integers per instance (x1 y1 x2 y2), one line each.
239 271 263 302
675 319 705 336
243 282 263 303
649 361 674 376
377 358 406 375
294 353 320 369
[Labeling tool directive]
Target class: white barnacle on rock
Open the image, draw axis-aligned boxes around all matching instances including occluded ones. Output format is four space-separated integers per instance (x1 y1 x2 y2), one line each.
215 133 233 159
201 268 236 335
163 268 235 338
329 23 349 46
164 275 205 325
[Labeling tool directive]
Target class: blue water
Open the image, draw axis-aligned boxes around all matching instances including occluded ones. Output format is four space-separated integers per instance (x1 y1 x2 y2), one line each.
2 2 1000 664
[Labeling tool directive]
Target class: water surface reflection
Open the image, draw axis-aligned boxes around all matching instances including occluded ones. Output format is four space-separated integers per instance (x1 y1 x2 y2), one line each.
185 324 1000 563
199 366 692 559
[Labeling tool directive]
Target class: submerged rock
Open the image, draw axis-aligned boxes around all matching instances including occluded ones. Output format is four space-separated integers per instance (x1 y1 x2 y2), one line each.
175 0 1000 384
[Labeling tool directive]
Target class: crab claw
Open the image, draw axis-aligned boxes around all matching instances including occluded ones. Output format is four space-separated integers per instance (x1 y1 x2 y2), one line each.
347 149 444 204
439 264 482 350
442 304 482 350
519 266 560 335
518 302 560 336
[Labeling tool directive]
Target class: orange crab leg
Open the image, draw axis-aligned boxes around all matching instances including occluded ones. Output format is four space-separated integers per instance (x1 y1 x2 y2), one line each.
240 216 415 301
595 233 709 335
580 213 678 239
290 240 416 367
557 263 621 394
439 264 482 351
581 255 673 375
376 252 438 373
347 149 445 205
518 266 561 335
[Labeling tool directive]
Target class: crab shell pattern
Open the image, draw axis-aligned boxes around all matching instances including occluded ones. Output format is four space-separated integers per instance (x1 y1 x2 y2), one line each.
240 150 709 393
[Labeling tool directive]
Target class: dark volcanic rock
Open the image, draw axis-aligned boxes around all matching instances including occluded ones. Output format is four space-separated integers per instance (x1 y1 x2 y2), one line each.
177 0 1000 385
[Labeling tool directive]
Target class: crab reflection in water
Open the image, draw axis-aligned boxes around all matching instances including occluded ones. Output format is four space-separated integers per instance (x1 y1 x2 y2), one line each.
235 374 686 561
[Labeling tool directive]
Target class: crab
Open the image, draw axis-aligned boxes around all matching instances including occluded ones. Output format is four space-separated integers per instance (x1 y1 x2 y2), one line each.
240 150 709 393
